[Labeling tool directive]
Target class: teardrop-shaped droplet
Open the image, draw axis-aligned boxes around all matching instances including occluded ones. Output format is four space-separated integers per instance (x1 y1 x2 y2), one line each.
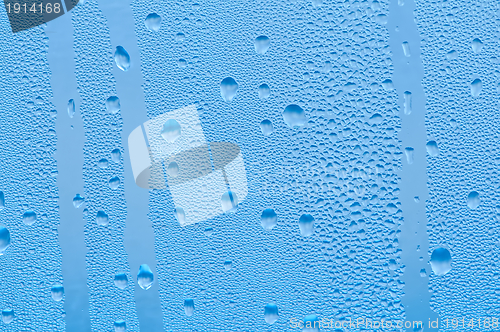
161 119 182 143
114 272 128 290
298 214 315 237
96 210 109 226
137 264 154 290
254 35 270 54
260 120 274 136
145 13 161 32
2 309 14 324
264 303 279 324
109 176 120 190
114 46 131 72
220 77 238 102
260 209 277 231
105 96 120 114
72 194 85 208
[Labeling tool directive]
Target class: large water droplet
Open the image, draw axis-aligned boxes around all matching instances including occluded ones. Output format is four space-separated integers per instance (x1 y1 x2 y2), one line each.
109 176 120 190
137 264 154 290
471 38 483 53
161 119 182 143
260 120 274 136
145 13 161 32
471 78 482 97
298 214 315 237
114 320 126 332
0 227 11 255
2 309 14 324
114 272 128 289
67 99 75 118
0 191 4 210
105 96 120 114
264 303 279 324
254 36 270 54
72 194 84 208
184 299 195 316
260 209 277 231
221 191 238 213
258 84 271 99
283 104 307 128
430 247 452 276
174 207 185 225
220 77 238 102
96 211 109 226
426 140 439 157
381 79 394 91
167 162 179 177
467 191 480 209
23 210 37 225
114 46 131 72
51 284 64 301
111 148 121 162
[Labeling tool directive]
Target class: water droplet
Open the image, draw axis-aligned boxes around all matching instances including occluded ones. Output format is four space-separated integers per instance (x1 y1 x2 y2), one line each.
303 314 320 332
114 320 126 332
105 96 120 114
426 140 439 157
137 264 154 290
381 79 394 91
264 303 279 324
114 273 128 289
283 104 307 128
403 91 412 115
51 284 64 301
0 191 4 210
184 299 195 316
386 203 398 214
2 309 14 324
98 158 109 168
375 14 388 25
174 207 185 225
0 227 11 255
446 50 458 60
72 194 85 208
220 77 238 102
221 191 238 213
67 99 75 118
467 191 480 209
260 208 277 231
145 13 161 32
260 120 274 136
178 59 187 68
111 148 121 162
298 214 315 237
109 176 120 190
430 247 452 276
414 196 420 203
204 227 213 236
471 78 482 97
368 113 383 125
175 32 185 42
471 38 483 53
23 210 37 225
254 35 270 54
258 83 271 99
114 46 131 72
167 162 179 177
224 260 232 271
402 41 411 57
420 268 427 277
161 119 182 143
96 211 109 226
311 0 323 7
404 147 414 164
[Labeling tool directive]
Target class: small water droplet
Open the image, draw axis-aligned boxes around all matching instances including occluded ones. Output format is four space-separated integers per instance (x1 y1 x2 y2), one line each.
298 214 315 237
114 46 131 72
145 13 161 32
204 227 213 236
426 140 439 157
67 99 75 118
404 147 414 164
471 78 482 97
368 113 383 125
137 264 154 290
96 211 109 226
283 104 307 128
0 227 11 255
175 32 185 42
420 268 427 277
167 162 179 177
177 59 187 68
221 191 238 213
161 119 182 143
402 41 411 57
2 309 14 324
258 83 271 99
114 320 126 332
114 272 128 289
303 314 320 332
414 196 420 203
174 207 185 225
224 260 232 271
467 191 480 209
72 194 85 208
264 303 279 324
111 148 121 162
381 79 394 91
375 14 388 25
403 91 412 115
23 210 37 225
260 120 274 136
51 284 64 301
220 77 238 102
430 247 452 276
260 209 277 231
254 35 270 54
184 299 195 316
109 177 120 190
98 158 109 168
471 38 483 53
105 96 120 114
